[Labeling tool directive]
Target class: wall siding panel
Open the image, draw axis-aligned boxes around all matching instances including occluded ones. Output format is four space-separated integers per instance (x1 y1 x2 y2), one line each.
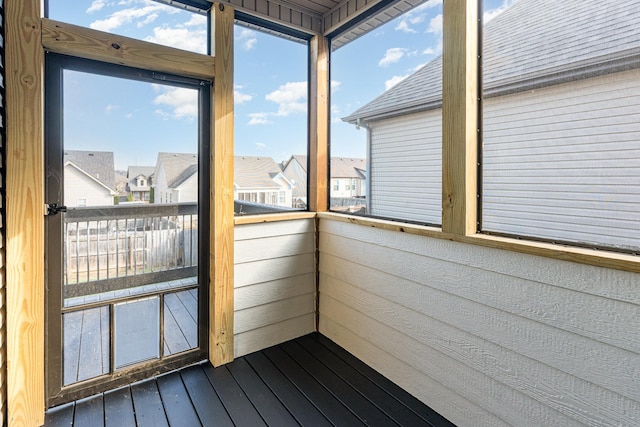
483 68 640 250
318 218 640 427
234 219 316 357
369 110 442 224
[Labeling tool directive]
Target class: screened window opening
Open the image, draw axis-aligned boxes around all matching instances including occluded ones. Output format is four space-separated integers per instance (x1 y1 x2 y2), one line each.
480 0 640 253
332 0 444 224
233 23 309 215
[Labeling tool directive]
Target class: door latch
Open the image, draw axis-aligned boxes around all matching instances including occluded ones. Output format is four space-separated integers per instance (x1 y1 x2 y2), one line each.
46 203 68 216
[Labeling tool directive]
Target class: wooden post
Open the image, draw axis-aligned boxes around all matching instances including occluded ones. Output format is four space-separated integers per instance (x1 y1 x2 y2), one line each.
5 0 46 425
210 2 235 366
309 35 329 213
442 0 479 235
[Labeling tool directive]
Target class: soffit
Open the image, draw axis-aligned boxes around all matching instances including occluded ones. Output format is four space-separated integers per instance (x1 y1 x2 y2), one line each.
157 0 428 48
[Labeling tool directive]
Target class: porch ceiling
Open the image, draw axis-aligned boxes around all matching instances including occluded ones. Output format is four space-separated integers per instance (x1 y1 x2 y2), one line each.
156 0 427 48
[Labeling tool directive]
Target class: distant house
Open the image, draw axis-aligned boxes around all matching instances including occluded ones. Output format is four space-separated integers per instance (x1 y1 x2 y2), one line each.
280 155 308 208
235 156 293 208
126 166 154 202
343 0 640 250
330 157 366 198
281 155 366 207
153 153 199 204
63 150 116 207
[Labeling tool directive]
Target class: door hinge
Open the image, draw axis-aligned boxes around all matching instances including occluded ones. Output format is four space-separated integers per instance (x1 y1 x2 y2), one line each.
46 203 68 216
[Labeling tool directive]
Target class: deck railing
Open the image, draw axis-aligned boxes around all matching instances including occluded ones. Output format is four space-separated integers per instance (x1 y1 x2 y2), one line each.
63 203 198 299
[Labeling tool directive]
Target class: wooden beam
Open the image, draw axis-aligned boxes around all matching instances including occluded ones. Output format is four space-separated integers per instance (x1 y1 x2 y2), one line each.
42 18 216 80
210 2 235 366
442 0 479 235
5 1 45 425
308 35 329 213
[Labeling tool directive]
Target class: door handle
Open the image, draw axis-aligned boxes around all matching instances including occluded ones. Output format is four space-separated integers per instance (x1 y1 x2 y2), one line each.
46 203 68 216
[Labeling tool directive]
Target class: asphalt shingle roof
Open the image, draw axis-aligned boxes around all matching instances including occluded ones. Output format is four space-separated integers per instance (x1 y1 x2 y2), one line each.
127 166 155 191
235 156 285 188
64 150 116 190
344 0 640 122
156 153 199 188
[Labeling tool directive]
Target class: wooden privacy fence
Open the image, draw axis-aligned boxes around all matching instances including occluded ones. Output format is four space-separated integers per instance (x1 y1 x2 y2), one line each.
63 203 198 298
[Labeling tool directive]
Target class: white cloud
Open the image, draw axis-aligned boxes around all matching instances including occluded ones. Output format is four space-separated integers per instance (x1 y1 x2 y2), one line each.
105 104 118 113
484 0 519 22
248 113 272 125
395 21 417 34
379 48 407 67
145 26 207 53
87 0 106 14
234 85 253 105
153 85 198 119
427 14 443 35
255 142 266 150
184 15 207 27
394 0 440 33
385 75 409 90
235 27 258 51
265 81 307 116
90 2 175 32
331 80 342 93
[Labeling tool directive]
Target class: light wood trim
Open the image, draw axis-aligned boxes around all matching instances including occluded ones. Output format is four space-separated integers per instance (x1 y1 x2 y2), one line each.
234 212 317 225
41 18 216 80
210 2 235 367
308 35 329 212
5 1 46 425
441 0 479 235
318 212 640 274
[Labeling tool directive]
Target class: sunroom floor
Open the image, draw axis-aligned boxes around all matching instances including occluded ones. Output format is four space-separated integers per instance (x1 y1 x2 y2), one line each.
44 333 453 426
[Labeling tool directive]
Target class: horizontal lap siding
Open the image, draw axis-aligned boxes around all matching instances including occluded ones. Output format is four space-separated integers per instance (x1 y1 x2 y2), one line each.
234 219 316 357
370 110 442 224
318 219 640 427
483 68 640 250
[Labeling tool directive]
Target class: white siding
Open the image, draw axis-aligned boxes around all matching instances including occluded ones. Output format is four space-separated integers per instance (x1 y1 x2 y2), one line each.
64 166 114 207
318 218 640 427
234 219 316 357
370 109 442 224
175 173 198 203
483 68 640 250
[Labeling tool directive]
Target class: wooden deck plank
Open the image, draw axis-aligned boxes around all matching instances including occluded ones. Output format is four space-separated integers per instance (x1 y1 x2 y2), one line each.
176 289 198 323
165 292 197 347
180 364 234 427
73 395 104 427
156 372 202 427
44 402 74 427
280 340 396 427
313 334 454 426
103 386 136 427
77 308 107 382
47 333 451 427
262 345 363 425
244 351 332 426
64 311 83 385
226 357 299 426
203 363 267 426
297 334 431 426
130 380 169 427
163 301 191 355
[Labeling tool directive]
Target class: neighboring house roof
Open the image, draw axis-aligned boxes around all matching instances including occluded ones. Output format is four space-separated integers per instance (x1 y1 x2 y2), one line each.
156 153 199 188
283 155 308 173
235 156 292 189
282 155 366 179
64 150 116 190
331 157 366 179
344 0 640 122
127 166 155 191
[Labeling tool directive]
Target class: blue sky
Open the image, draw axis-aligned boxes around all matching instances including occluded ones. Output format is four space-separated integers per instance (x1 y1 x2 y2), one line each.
50 0 514 170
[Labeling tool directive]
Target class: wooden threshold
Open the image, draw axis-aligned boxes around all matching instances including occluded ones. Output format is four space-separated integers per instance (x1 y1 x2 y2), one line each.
44 333 453 426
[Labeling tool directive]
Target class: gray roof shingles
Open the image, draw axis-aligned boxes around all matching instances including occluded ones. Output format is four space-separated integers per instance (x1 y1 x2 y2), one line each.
64 150 116 190
344 0 640 122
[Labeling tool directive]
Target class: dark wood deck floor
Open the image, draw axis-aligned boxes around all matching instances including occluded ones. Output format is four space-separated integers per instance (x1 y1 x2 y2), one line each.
45 333 453 426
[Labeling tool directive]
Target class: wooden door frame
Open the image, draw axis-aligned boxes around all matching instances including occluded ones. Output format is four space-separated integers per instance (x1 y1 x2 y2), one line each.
5 2 235 423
